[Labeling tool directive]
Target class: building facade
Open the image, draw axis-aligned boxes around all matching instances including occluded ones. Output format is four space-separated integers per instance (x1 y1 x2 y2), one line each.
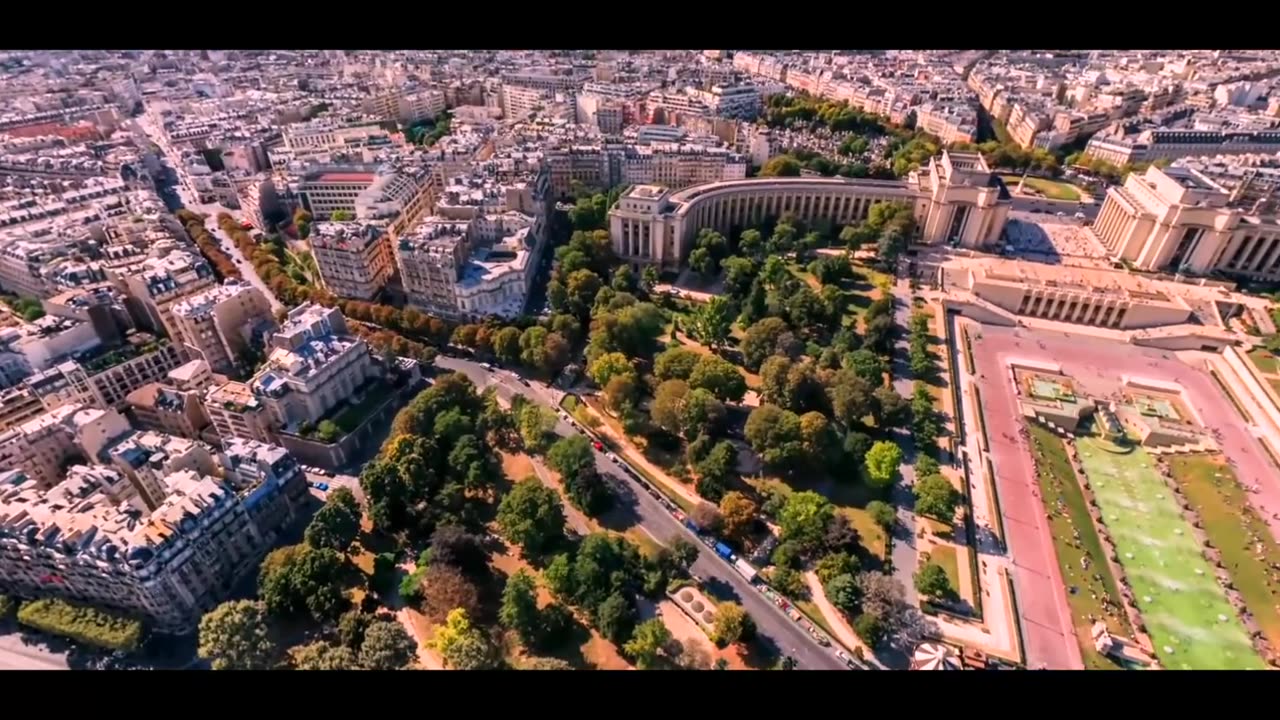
309 221 394 300
608 151 1011 269
171 281 275 377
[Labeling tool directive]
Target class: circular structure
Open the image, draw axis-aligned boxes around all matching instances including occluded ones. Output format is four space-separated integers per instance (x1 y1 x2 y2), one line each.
910 642 962 671
689 599 705 614
678 590 694 603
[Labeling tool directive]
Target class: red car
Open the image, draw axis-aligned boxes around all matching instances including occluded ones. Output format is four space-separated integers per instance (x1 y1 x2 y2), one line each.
592 441 604 451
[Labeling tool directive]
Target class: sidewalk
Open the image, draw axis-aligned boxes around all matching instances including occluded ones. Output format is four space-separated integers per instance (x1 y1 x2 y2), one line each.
391 560 445 670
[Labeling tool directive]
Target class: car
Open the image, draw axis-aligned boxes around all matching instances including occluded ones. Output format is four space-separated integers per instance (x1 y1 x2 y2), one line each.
1074 212 1086 219
1056 211 1066 217
592 441 604 451
316 483 329 492
518 378 530 387
479 362 494 371
605 451 618 462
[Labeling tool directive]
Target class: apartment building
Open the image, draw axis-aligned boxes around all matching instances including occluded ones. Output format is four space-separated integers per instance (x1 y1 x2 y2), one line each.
0 446 307 632
609 151 1011 269
544 142 749 198
204 380 277 445
0 404 132 490
1092 162 1280 281
26 333 186 411
501 85 553 120
396 212 538 321
367 88 446 125
121 250 218 342
914 103 978 145
297 165 431 225
0 386 45 433
106 430 217 509
170 281 275 377
250 305 378 431
309 221 394 300
124 382 211 441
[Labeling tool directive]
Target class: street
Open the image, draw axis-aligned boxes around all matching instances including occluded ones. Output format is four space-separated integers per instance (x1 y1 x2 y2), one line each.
435 356 850 670
133 112 283 314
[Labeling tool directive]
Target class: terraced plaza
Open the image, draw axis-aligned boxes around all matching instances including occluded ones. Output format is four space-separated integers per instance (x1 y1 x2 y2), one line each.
1075 435 1266 669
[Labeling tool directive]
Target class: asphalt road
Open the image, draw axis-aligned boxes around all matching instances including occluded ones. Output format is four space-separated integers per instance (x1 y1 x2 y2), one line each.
435 356 850 671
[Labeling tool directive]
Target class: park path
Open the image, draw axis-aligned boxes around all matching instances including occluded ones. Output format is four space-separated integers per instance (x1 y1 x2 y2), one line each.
391 559 445 670
802 571 887 669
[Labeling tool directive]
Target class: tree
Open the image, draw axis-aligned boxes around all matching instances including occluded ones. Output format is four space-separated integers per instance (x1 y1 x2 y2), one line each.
815 552 859 584
499 570 541 645
497 479 566 556
421 563 482 622
740 279 768 325
740 317 791 371
428 525 487 573
596 591 637 645
588 351 635 389
198 600 276 671
824 573 862 614
304 487 361 552
566 269 604 317
866 500 896 530
722 256 757 299
779 491 835 552
654 347 701 381
682 389 726 439
259 545 348 623
739 228 764 259
913 473 959 520
294 641 360 670
761 155 803 177
711 603 754 646
516 404 558 452
669 537 700 571
493 326 522 365
846 349 887 385
431 608 498 669
338 609 374 650
641 265 660 294
843 430 875 468
873 387 909 429
547 435 596 480
359 620 418 670
688 355 748 403
694 440 736 501
689 296 734 349
719 492 758 543
914 563 953 599
799 411 834 466
624 618 672 669
744 404 804 468
689 246 716 278
611 264 637 292
650 379 690 435
854 612 887 647
769 565 806 597
604 374 638 411
691 501 723 534
864 441 903 489
760 355 794 409
829 371 876 429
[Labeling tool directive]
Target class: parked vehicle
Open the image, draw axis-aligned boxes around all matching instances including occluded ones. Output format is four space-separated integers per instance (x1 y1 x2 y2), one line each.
592 441 604 451
714 542 735 561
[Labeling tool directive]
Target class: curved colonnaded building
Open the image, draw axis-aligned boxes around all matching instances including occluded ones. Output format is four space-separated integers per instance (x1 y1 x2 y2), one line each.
607 151 1013 269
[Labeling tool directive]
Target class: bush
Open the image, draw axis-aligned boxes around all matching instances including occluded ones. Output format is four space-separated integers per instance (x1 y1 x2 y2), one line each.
0 594 14 620
399 567 428 604
316 420 341 443
17 598 143 652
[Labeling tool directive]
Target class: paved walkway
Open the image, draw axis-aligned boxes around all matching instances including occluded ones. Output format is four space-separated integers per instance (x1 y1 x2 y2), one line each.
889 280 921 605
950 316 1060 667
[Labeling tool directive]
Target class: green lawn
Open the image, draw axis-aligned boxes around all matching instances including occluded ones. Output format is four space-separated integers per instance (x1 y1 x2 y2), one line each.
748 477 888 564
1000 174 1082 202
1248 348 1280 376
1167 454 1280 652
927 545 962 599
1075 435 1265 670
1027 424 1129 670
332 380 393 433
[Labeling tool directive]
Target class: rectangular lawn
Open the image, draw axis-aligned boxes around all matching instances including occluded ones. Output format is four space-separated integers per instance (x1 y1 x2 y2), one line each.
1027 424 1129 670
1167 454 1280 652
1075 435 1265 670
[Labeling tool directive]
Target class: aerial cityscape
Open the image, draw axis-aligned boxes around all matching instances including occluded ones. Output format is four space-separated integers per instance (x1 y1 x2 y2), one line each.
2 48 1280 671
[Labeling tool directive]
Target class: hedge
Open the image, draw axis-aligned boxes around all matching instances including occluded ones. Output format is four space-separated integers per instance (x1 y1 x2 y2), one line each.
17 598 143 652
